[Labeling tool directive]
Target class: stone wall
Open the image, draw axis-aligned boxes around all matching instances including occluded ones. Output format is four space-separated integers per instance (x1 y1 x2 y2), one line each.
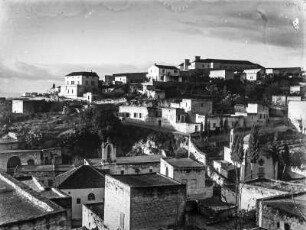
82 204 107 230
130 186 186 230
259 202 306 230
187 139 206 166
104 175 131 230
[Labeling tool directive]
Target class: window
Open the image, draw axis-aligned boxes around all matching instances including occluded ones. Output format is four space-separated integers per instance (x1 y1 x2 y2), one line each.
213 123 216 128
86 81 88 85
149 167 153 173
165 167 169 177
277 222 280 228
71 81 74 85
88 193 95 201
121 170 124 175
134 113 137 118
139 113 142 118
91 81 94 86
120 212 125 229
48 180 53 187
27 159 35 165
284 223 290 230
76 198 81 204
190 179 197 189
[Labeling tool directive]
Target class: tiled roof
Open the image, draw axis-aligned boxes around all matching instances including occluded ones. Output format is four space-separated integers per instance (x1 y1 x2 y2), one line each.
0 171 63 227
111 173 182 188
55 165 105 189
154 64 179 70
165 158 205 168
66 71 99 77
262 192 306 221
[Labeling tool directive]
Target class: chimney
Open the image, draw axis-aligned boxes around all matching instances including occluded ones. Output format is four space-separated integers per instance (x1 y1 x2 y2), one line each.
184 59 190 71
195 56 200 61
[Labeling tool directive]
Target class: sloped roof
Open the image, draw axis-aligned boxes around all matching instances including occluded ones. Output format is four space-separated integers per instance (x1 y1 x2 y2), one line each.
193 58 262 67
154 64 179 70
66 72 99 77
55 165 105 189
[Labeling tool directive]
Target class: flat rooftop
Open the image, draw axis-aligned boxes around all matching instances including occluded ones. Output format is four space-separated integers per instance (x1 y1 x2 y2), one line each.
245 178 306 192
0 149 41 154
112 173 181 188
165 158 204 169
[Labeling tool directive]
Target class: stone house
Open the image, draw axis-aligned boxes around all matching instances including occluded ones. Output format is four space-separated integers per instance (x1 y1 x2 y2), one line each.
160 157 213 200
239 178 306 211
256 192 306 230
104 173 186 230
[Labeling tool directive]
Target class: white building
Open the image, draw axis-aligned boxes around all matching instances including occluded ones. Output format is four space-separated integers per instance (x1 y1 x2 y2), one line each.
59 71 99 99
288 100 306 133
242 68 263 81
209 69 234 80
147 64 180 82
55 165 105 222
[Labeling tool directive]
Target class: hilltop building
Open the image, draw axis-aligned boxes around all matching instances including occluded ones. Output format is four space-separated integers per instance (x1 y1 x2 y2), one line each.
180 56 263 71
147 64 181 82
113 72 147 84
59 71 99 100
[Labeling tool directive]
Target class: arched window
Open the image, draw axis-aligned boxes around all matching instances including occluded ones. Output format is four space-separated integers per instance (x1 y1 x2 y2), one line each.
88 193 95 201
27 159 35 165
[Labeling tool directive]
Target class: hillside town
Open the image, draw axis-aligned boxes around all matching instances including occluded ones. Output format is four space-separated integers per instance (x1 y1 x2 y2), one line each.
0 56 306 230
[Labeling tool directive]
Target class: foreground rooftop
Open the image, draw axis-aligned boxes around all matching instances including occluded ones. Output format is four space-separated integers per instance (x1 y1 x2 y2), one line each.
111 173 182 188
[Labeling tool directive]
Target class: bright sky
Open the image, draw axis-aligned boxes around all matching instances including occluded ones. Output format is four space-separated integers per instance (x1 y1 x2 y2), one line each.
0 0 305 96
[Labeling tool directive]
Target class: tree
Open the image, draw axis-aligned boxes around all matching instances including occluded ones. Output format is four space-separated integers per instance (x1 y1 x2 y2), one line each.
280 144 290 179
269 132 280 179
247 125 260 179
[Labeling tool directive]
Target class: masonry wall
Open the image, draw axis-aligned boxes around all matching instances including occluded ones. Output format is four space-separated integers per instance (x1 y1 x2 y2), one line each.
0 150 42 171
240 185 287 211
130 186 186 230
109 162 160 175
259 203 306 230
82 204 106 230
104 176 131 230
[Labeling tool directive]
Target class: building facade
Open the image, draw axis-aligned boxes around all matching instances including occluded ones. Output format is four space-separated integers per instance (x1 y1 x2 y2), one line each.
147 64 180 82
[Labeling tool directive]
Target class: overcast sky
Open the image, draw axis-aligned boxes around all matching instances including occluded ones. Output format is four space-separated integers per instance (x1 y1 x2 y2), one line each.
0 0 305 96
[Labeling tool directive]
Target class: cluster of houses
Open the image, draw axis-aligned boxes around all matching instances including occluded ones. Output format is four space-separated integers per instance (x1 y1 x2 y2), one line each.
1 124 305 230
1 56 306 229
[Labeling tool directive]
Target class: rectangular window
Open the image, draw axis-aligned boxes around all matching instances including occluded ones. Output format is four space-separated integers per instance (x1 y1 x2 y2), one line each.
181 179 187 184
134 113 137 118
76 198 81 204
213 123 216 128
120 213 125 229
71 81 75 85
91 81 95 86
190 179 197 189
121 170 124 175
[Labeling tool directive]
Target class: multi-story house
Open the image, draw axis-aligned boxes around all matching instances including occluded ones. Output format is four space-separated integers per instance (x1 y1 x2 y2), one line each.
183 56 263 71
59 71 99 99
147 64 180 82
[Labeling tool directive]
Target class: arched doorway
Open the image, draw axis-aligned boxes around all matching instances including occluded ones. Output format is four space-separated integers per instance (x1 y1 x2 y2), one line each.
27 159 35 165
7 156 21 173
